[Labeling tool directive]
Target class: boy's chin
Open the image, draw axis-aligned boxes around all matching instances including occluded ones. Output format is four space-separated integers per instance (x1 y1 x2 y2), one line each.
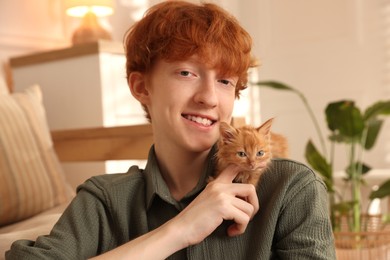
187 141 215 153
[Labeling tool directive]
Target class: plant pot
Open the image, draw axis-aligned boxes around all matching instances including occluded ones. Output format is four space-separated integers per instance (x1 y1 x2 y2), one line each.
334 215 390 260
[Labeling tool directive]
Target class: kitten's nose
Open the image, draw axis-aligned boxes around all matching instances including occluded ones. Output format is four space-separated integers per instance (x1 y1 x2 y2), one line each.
250 162 256 169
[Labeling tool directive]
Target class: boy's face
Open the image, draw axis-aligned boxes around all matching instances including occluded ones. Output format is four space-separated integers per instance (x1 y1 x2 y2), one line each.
144 56 237 153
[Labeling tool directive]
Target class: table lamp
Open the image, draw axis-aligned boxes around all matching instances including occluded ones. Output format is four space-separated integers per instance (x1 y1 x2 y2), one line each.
64 0 114 45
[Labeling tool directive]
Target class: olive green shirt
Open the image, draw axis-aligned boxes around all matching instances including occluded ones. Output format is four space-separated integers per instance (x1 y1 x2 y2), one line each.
6 146 336 259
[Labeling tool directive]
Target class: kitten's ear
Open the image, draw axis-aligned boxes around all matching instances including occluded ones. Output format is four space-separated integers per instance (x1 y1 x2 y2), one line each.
257 118 274 135
220 122 237 144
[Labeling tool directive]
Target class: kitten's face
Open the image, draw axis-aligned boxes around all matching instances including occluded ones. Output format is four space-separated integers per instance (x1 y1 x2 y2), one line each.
217 119 273 171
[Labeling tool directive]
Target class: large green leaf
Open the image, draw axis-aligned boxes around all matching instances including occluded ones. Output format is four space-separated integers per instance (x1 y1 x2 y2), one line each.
364 119 383 150
325 101 347 132
370 179 390 199
363 100 390 121
305 140 333 191
325 100 365 139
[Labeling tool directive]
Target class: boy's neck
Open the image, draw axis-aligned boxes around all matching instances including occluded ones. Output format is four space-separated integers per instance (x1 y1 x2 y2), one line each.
154 145 210 201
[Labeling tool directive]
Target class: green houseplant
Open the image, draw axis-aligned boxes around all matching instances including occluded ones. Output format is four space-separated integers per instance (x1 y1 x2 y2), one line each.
254 80 390 233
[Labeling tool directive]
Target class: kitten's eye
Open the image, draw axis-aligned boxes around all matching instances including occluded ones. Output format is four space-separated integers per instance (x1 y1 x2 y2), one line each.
237 151 247 157
257 150 265 157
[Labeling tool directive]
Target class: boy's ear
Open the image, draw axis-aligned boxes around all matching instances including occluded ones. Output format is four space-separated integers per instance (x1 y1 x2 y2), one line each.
128 72 150 105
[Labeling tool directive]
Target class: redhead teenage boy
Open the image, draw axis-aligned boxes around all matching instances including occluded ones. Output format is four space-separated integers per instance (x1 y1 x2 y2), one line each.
6 1 336 259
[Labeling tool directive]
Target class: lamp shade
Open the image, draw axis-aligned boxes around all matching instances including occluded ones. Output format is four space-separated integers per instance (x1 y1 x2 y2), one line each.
65 0 114 17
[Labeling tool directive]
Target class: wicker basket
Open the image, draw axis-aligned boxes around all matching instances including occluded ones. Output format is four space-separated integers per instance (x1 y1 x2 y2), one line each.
334 215 390 260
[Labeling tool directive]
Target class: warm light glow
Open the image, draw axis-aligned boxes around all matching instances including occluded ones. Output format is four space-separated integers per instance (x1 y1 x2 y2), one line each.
66 6 113 17
65 0 114 17
64 0 115 44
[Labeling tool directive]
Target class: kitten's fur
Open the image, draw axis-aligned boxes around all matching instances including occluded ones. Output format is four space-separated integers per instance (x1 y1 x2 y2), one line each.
210 118 274 186
270 132 289 159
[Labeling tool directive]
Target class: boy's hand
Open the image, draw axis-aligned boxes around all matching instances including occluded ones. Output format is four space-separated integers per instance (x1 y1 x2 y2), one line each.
173 164 259 247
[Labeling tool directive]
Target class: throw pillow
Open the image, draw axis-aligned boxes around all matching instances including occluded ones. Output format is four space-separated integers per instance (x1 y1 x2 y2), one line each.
0 85 71 226
0 76 9 95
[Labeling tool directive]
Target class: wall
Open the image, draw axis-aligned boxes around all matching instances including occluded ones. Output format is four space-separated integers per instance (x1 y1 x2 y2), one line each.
0 0 66 87
1 0 388 172
239 0 389 171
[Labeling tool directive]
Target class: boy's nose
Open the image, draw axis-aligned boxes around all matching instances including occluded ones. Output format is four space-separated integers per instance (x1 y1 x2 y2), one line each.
194 80 218 108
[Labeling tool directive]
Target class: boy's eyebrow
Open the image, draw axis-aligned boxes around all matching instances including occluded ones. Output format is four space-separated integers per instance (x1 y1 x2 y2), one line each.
166 56 207 68
165 55 240 78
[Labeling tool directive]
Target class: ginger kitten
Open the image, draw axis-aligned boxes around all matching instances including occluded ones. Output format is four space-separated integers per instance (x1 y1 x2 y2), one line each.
210 118 274 186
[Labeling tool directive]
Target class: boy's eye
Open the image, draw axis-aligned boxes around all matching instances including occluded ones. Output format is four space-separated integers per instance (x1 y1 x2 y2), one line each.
237 151 247 157
256 150 265 157
218 79 233 86
179 70 192 77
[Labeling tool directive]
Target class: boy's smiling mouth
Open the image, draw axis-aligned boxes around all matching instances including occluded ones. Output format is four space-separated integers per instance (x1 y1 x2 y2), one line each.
182 114 216 127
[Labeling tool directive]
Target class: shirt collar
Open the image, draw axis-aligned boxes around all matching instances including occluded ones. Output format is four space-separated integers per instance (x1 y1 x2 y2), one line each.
144 145 216 210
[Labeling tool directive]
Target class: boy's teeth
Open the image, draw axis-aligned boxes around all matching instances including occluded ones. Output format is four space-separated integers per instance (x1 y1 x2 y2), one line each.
185 115 213 126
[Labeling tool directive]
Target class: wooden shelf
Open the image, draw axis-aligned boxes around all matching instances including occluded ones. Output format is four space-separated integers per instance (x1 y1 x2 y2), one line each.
52 124 153 162
10 40 124 68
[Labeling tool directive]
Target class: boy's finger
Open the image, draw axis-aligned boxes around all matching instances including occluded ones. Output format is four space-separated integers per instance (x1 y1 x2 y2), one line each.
214 164 240 183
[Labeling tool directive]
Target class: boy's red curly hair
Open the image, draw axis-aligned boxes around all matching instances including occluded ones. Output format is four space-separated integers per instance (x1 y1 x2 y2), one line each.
124 1 254 93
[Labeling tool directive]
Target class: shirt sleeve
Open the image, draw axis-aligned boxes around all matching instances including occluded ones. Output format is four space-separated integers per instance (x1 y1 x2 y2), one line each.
5 179 114 260
273 169 336 259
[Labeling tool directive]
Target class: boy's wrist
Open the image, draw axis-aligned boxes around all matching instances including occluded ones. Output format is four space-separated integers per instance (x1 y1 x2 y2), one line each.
162 216 192 250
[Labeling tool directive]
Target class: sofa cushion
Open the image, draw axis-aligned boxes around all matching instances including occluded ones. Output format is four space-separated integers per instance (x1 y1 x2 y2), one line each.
0 85 71 227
